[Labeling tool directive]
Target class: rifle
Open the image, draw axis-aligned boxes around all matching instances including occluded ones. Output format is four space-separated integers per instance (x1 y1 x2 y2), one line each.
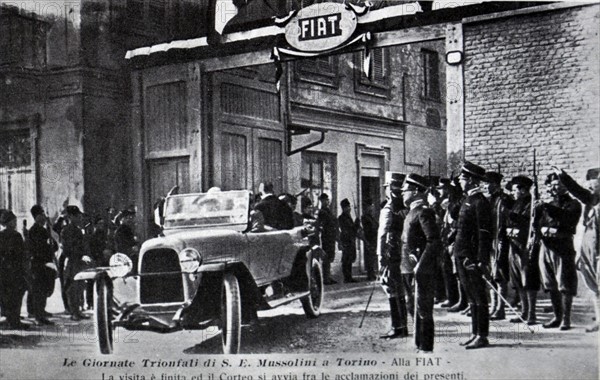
526 149 541 264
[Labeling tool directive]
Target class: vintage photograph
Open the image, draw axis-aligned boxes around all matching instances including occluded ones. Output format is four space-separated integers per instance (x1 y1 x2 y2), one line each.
1 1 599 379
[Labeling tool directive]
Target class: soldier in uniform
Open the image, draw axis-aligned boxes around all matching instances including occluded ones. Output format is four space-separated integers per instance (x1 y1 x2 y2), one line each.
506 175 540 325
316 193 338 285
400 174 442 352
482 171 514 320
0 210 29 329
537 173 582 330
61 206 92 320
114 207 140 261
453 162 492 349
377 172 409 339
27 205 58 325
338 198 359 283
554 166 600 332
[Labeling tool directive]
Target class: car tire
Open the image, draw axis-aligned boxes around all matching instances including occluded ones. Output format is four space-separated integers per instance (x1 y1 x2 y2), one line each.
94 275 114 355
221 272 241 354
301 257 323 318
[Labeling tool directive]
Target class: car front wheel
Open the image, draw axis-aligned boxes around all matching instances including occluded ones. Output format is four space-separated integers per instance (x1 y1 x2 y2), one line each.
221 272 241 354
94 275 114 354
301 257 323 318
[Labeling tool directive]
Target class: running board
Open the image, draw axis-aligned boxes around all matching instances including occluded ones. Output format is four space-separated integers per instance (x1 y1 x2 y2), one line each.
265 291 310 309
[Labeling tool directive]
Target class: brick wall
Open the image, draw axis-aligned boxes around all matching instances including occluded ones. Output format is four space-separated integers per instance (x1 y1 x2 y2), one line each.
463 4 600 183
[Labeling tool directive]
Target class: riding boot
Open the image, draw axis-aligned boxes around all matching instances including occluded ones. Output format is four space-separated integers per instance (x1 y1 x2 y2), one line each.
478 302 489 338
510 289 528 323
449 282 468 312
526 290 537 325
543 291 563 328
460 303 478 346
491 282 506 320
560 294 573 331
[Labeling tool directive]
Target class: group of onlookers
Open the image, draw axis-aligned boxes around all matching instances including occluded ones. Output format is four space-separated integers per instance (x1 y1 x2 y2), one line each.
0 204 139 328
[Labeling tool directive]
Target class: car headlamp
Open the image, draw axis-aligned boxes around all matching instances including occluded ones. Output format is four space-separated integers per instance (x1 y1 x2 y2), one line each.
108 253 133 278
179 248 202 273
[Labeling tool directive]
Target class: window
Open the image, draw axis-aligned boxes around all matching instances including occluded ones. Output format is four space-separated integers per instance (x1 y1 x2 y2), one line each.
422 49 440 101
295 55 339 87
301 152 337 214
426 108 441 129
355 48 391 98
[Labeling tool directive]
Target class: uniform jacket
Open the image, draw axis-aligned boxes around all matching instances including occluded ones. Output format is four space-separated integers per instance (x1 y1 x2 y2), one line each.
254 195 294 230
401 200 441 275
114 224 138 258
317 206 337 252
61 223 88 279
490 191 514 257
454 189 492 263
506 194 532 254
28 223 55 269
376 198 406 263
361 213 378 247
537 193 581 240
338 212 359 251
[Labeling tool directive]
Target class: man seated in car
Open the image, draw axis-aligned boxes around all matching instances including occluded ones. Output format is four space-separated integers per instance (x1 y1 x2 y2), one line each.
254 182 294 230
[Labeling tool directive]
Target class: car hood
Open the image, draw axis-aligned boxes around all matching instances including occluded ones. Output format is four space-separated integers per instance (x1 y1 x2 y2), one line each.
140 228 243 255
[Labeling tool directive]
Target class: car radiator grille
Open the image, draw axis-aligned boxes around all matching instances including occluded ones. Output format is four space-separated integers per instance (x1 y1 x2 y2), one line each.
140 249 185 304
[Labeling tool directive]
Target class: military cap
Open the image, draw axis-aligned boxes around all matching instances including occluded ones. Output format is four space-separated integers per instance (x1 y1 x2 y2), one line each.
436 178 451 189
586 168 600 180
318 193 329 201
545 172 560 185
121 205 137 217
65 205 82 216
0 209 16 225
510 175 533 189
484 171 503 184
460 161 486 180
340 198 351 208
30 204 45 218
384 171 405 187
401 173 428 191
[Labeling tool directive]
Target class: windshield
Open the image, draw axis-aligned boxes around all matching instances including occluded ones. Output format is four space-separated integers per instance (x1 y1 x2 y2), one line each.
163 190 250 229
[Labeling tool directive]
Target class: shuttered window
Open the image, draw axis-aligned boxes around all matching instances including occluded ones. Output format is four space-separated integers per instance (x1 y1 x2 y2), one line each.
221 132 249 191
145 81 188 155
355 48 391 98
422 49 440 101
257 138 283 194
295 55 339 87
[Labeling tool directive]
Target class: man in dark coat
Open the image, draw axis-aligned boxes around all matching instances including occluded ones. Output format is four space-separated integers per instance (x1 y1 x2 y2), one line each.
507 175 540 325
537 173 582 330
338 198 359 283
401 173 442 352
254 183 294 230
114 207 140 260
61 205 92 320
0 210 30 329
27 205 58 325
482 171 514 320
377 171 409 339
554 166 600 332
454 161 492 349
316 193 338 284
361 200 379 281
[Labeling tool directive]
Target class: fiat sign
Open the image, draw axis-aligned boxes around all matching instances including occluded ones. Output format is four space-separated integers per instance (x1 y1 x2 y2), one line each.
285 2 358 52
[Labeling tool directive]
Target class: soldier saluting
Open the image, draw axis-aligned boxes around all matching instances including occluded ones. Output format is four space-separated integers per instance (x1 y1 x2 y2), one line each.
453 162 492 349
400 174 442 352
538 172 582 330
377 172 409 339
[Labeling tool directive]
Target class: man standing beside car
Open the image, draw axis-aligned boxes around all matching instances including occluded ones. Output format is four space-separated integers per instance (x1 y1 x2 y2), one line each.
317 193 338 284
254 182 294 230
338 198 359 283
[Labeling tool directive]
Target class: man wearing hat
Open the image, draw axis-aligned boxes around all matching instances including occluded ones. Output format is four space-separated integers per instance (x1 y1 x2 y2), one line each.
536 172 582 330
316 193 338 284
338 198 359 283
114 206 140 260
377 171 409 339
0 210 29 329
400 173 442 352
506 175 540 326
27 205 58 325
453 161 492 349
554 166 600 332
61 205 92 320
482 171 514 320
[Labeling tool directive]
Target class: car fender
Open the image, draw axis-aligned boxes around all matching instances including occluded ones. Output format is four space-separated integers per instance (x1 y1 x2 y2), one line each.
74 267 112 281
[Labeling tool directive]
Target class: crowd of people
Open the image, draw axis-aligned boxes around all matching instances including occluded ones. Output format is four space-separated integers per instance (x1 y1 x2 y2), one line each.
0 204 139 329
372 162 600 353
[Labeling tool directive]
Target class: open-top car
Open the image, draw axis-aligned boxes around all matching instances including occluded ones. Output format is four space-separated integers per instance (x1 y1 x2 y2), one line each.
75 190 324 354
